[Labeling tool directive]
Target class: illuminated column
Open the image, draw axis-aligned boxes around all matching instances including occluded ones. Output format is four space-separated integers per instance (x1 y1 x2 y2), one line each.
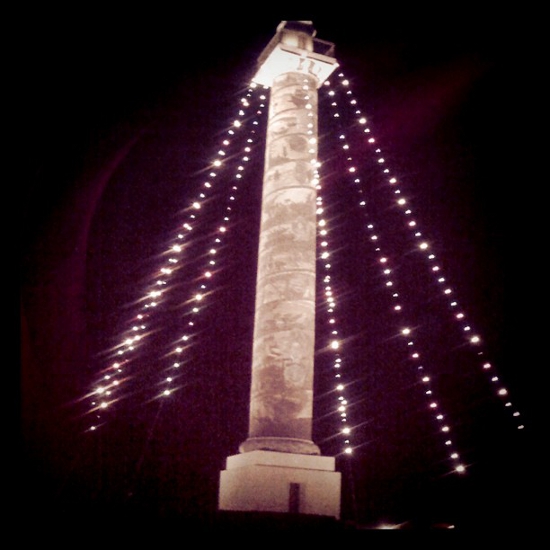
219 21 341 519
240 23 337 456
239 69 320 454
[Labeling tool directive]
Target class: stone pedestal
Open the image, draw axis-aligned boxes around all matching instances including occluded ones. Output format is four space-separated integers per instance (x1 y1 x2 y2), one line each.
218 450 341 519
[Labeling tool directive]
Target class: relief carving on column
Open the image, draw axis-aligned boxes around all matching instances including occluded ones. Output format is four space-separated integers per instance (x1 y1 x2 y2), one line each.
246 70 319 446
257 191 316 278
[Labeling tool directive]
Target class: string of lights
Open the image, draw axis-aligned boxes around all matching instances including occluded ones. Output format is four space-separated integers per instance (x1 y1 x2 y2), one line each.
82 84 267 431
317 70 524 475
79 62 523 487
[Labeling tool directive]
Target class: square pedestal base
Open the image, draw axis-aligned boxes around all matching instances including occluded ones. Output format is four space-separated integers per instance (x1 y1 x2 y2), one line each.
218 450 341 519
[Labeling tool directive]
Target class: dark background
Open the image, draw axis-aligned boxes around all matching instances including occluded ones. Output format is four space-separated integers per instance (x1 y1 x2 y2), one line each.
20 6 539 534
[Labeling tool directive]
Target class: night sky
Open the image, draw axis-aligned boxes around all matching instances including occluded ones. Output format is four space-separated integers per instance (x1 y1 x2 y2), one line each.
20 8 538 533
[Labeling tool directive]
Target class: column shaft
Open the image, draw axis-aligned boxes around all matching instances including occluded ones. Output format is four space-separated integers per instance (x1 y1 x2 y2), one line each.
240 72 320 455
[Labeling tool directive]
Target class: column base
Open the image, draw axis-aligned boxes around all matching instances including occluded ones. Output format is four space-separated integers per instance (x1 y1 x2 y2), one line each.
218 450 341 519
239 436 321 455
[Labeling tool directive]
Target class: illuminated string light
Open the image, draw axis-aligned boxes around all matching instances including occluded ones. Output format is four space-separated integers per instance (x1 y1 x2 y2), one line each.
316 169 354 456
81 54 524 499
84 83 267 430
320 69 524 477
153 88 267 402
322 74 474 472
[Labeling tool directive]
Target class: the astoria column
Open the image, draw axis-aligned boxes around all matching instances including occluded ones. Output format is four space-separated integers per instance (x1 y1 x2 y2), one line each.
219 21 342 519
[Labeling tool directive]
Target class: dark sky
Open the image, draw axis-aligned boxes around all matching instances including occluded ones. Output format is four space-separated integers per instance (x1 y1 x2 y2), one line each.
20 8 538 533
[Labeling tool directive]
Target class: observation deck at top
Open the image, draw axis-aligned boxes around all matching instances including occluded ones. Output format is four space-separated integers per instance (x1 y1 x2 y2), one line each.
252 20 338 88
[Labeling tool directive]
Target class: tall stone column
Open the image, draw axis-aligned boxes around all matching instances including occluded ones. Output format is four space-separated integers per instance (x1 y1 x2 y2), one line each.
219 21 341 519
239 70 321 456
